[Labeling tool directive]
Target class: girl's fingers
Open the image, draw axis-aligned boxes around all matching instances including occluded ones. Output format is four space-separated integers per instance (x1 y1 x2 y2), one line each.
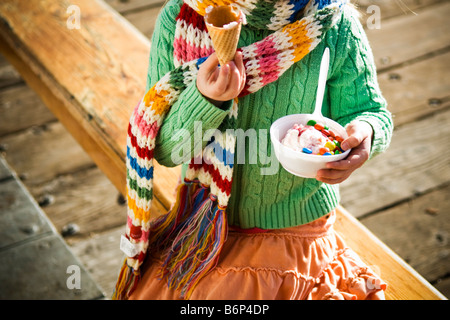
202 53 219 74
318 137 372 184
198 51 246 101
316 174 349 185
326 151 366 170
208 66 220 83
341 134 364 151
235 52 246 91
228 62 242 93
215 63 230 94
341 121 373 151
320 166 351 182
235 51 245 76
316 166 352 184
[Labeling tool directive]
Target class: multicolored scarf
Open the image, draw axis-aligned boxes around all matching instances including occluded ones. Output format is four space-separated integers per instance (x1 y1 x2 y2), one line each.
113 0 347 300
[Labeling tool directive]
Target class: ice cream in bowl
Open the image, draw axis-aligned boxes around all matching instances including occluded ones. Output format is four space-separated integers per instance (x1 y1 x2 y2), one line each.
270 47 351 178
270 114 351 178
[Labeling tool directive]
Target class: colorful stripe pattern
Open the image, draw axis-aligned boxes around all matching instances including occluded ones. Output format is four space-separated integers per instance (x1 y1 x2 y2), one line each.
113 0 347 300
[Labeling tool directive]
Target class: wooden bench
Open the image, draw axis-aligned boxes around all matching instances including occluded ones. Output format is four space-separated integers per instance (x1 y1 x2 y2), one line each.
0 0 445 300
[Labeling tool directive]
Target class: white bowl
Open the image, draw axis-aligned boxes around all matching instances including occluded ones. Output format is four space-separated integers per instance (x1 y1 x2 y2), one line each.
270 114 351 178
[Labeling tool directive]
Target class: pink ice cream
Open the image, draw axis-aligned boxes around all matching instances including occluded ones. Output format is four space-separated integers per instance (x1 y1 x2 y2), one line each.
282 124 327 154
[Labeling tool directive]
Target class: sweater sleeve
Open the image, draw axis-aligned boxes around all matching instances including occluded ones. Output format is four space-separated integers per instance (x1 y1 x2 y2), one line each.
327 6 393 159
146 0 233 167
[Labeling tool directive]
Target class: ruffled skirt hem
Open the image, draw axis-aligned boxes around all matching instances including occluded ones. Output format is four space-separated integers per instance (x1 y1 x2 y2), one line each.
129 210 386 300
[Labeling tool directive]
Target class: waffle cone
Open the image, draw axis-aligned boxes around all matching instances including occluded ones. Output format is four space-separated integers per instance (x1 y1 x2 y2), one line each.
205 6 243 66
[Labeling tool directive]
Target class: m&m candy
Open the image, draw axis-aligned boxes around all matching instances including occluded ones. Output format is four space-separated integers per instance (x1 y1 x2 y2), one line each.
281 120 347 156
299 122 345 156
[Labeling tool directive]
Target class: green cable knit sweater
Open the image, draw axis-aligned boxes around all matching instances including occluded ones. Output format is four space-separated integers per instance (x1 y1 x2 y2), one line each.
146 0 393 229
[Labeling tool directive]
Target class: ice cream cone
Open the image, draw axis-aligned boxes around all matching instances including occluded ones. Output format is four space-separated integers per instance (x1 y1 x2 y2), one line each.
205 5 243 66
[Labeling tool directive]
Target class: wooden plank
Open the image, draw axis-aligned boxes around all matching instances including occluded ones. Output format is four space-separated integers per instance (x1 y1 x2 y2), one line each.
0 111 167 244
0 83 56 136
364 1 450 71
105 0 165 13
435 277 450 298
0 2 160 136
360 185 450 284
29 167 127 242
70 226 126 298
340 108 450 217
29 166 167 244
355 0 445 21
123 6 162 39
0 155 13 180
0 2 160 137
0 120 167 242
0 234 105 299
0 54 22 88
0 0 181 206
0 170 53 249
0 161 104 299
334 205 446 300
377 52 450 128
0 121 93 186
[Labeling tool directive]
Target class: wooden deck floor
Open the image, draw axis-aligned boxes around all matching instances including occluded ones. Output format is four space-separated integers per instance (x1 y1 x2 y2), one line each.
0 0 448 298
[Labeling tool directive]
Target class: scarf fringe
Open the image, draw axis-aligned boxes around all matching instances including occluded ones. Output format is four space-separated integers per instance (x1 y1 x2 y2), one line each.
112 259 141 300
149 181 201 250
112 181 197 300
158 193 228 299
115 180 227 299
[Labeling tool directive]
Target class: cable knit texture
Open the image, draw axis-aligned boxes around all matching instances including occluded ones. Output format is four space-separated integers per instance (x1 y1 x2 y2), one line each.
149 0 393 229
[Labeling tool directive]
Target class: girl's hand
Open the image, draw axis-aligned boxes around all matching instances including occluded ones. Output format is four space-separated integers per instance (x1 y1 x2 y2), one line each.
316 121 373 184
196 51 246 107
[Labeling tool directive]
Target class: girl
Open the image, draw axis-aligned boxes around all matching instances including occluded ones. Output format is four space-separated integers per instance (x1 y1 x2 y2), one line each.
114 0 393 300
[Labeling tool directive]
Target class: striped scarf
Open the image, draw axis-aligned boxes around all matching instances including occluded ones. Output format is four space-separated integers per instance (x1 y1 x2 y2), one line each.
113 0 347 300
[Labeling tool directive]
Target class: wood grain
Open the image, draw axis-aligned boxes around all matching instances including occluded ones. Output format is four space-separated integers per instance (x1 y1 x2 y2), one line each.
340 108 450 217
365 1 450 72
360 185 450 283
377 52 450 127
104 0 165 13
335 205 446 300
0 121 93 185
70 226 126 297
29 166 128 240
355 0 446 21
0 0 180 207
29 166 167 242
0 55 22 89
123 6 162 39
0 84 56 136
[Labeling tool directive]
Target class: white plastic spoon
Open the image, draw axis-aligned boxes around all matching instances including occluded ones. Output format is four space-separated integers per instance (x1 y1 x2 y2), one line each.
311 47 330 122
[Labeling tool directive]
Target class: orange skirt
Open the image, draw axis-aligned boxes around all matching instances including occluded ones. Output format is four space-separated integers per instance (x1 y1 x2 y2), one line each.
129 210 386 300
